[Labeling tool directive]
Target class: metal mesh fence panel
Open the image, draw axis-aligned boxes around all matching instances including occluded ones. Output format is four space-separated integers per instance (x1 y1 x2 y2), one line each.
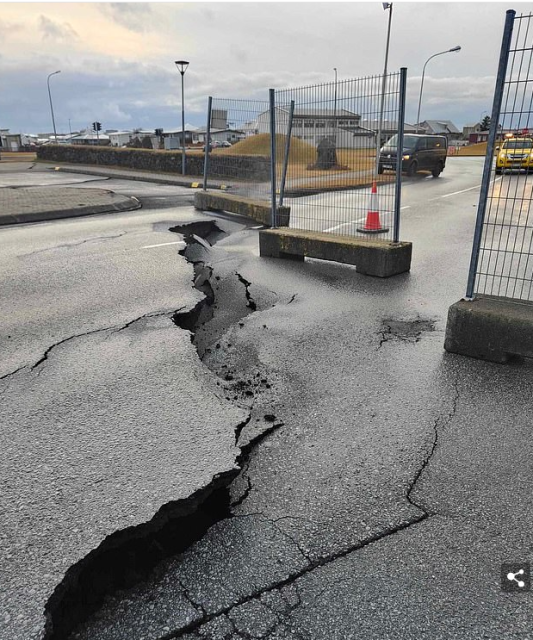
469 10 533 301
201 97 271 201
272 71 405 239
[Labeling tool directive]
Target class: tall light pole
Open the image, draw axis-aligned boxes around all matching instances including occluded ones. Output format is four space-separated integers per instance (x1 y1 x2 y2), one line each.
47 70 61 143
376 3 393 174
175 60 189 175
416 46 461 129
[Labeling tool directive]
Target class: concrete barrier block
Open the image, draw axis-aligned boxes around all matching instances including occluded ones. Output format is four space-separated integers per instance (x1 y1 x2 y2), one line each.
259 229 412 277
194 191 289 227
445 296 533 363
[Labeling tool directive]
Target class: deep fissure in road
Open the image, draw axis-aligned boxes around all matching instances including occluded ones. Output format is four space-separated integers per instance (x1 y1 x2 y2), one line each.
52 220 456 640
47 220 280 640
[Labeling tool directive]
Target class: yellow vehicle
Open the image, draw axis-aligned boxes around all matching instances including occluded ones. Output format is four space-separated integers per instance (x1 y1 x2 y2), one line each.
495 137 533 174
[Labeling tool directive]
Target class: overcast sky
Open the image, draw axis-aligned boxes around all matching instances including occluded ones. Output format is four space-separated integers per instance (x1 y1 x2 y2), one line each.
2 1 533 134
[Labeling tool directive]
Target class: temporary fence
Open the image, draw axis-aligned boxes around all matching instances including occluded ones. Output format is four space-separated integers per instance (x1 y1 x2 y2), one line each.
201 97 271 201
202 68 407 242
271 69 406 241
467 9 533 301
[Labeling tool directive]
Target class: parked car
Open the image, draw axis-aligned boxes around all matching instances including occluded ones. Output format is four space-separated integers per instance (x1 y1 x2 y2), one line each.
495 137 533 174
378 133 448 177
219 141 232 148
202 140 223 152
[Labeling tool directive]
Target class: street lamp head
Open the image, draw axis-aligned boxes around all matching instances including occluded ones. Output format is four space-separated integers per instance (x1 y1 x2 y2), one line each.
449 46 461 52
175 60 189 75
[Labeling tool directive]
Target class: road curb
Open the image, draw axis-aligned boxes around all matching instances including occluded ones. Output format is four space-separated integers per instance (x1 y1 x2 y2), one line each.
41 163 228 190
0 195 141 227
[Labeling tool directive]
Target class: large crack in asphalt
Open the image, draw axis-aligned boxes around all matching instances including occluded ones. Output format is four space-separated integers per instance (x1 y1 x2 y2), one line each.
52 221 461 640
150 364 464 640
86 362 456 639
44 220 285 640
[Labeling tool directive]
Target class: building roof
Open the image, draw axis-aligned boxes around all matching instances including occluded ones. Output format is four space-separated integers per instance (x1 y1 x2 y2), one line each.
72 133 110 140
359 119 418 132
420 120 460 134
262 107 360 119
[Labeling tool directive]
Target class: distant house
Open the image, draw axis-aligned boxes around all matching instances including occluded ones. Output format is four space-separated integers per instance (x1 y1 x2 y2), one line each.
163 125 201 149
199 127 246 144
107 130 159 148
257 107 362 148
70 131 110 146
0 131 23 151
463 122 482 139
415 120 461 139
108 130 136 147
469 131 489 144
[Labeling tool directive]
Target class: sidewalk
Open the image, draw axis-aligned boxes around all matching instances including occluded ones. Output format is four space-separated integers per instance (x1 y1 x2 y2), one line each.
0 185 140 226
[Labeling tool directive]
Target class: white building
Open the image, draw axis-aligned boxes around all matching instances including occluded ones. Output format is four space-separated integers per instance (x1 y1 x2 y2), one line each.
257 107 362 148
71 131 111 146
107 130 159 147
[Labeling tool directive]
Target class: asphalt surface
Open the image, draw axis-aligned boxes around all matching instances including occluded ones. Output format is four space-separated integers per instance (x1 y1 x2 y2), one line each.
2 158 532 640
0 165 140 225
67 157 533 639
0 166 249 640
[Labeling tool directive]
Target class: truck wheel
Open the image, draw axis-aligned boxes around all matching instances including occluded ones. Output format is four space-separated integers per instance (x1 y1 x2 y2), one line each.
407 161 418 177
431 163 443 178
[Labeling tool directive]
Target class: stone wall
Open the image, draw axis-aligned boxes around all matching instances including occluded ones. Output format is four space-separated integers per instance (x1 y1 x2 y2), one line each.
37 145 271 182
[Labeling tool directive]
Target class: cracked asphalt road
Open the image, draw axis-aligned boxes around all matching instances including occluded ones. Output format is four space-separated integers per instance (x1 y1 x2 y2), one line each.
2 160 533 639
0 167 248 640
69 158 533 639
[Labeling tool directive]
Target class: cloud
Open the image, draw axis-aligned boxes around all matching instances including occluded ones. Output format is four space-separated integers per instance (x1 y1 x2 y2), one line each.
100 3 153 33
0 18 23 38
38 15 78 42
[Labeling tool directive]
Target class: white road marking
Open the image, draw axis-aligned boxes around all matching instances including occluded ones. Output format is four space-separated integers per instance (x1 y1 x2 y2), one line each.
440 184 482 198
141 241 186 249
401 205 410 210
323 217 369 232
430 177 502 201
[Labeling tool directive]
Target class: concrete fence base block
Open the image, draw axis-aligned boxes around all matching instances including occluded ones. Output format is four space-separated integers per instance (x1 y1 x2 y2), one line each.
259 229 412 277
194 191 289 227
445 296 533 363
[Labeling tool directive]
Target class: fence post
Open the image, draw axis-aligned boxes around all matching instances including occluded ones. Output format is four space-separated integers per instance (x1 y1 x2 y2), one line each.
269 88 277 227
202 97 212 191
393 68 407 243
279 100 295 207
465 9 515 299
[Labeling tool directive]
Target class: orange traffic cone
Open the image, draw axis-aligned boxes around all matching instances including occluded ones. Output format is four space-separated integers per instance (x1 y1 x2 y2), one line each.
357 181 389 234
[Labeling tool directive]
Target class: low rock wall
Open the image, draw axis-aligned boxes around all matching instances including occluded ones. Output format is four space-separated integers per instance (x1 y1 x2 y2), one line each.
37 145 271 181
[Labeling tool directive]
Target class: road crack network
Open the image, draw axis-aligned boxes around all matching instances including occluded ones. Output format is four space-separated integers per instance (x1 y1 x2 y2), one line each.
0 310 179 382
154 377 463 640
407 377 460 516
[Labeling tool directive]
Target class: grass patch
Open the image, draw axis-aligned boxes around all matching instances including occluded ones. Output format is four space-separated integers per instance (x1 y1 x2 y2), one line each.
211 134 377 184
1 151 37 162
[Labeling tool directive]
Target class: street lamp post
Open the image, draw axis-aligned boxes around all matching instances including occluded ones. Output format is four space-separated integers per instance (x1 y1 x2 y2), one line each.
333 67 338 145
416 46 461 129
47 70 61 143
175 60 189 175
375 3 393 174
333 67 338 120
